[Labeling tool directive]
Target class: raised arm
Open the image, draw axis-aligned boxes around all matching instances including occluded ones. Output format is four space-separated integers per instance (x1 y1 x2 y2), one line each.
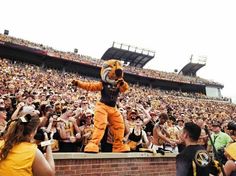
33 133 55 176
72 80 103 91
136 104 152 126
11 102 25 120
142 130 151 148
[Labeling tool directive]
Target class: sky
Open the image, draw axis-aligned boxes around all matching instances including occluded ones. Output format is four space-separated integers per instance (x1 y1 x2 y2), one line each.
1 0 236 103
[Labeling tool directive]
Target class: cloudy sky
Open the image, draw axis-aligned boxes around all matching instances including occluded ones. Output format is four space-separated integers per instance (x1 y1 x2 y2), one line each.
1 0 235 102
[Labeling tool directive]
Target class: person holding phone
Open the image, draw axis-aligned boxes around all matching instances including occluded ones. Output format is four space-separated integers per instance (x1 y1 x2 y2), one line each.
0 114 55 176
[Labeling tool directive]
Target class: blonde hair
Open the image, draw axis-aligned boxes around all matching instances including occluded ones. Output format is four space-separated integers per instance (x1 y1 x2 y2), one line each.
0 114 40 160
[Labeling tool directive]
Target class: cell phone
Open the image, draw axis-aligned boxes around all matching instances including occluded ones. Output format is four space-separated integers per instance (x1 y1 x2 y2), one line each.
40 140 53 147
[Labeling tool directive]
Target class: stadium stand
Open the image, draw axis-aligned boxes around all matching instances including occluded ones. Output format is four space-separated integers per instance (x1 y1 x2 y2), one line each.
0 33 235 152
0 33 225 87
1 32 236 175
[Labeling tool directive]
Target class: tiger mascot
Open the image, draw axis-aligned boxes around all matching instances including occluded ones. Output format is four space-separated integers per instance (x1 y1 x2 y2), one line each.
72 59 130 153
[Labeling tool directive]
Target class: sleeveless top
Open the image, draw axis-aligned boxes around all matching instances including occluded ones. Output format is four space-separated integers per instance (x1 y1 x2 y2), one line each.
128 128 142 142
0 140 37 176
144 119 158 135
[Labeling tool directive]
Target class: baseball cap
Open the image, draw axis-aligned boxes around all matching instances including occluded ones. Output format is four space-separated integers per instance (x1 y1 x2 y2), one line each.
212 121 221 127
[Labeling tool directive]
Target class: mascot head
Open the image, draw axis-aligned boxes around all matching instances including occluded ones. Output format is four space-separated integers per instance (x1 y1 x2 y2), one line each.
100 59 123 85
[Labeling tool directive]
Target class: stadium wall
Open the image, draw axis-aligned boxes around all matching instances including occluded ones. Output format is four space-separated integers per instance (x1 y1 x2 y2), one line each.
54 153 176 176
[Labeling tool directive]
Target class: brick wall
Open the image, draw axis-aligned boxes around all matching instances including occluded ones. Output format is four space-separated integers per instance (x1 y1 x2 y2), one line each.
54 153 176 176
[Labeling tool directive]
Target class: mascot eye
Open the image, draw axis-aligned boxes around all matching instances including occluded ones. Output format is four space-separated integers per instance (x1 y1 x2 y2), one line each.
102 63 109 69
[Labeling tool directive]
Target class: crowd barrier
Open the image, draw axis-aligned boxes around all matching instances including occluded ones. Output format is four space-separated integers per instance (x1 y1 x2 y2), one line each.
53 152 176 176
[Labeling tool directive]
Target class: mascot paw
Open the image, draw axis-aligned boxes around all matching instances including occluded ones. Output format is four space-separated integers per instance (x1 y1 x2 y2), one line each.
113 144 130 153
72 80 79 86
116 79 124 86
84 143 99 153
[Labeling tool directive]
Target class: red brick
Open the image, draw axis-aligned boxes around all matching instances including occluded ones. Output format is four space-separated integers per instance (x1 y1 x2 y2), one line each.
55 156 176 176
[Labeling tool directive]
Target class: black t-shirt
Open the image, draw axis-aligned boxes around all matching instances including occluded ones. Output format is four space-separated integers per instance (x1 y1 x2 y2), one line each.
176 145 210 176
144 120 158 136
128 128 142 142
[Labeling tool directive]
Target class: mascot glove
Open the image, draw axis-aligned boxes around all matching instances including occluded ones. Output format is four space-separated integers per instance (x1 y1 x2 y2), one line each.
72 80 79 87
116 78 124 86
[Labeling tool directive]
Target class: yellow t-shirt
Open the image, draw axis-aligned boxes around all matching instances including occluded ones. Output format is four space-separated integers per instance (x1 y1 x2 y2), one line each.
0 140 37 176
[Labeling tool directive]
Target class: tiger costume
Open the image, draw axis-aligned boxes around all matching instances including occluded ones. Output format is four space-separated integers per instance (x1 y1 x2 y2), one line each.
72 59 130 153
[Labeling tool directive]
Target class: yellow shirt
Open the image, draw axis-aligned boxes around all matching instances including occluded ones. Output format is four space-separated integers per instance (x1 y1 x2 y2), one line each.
0 140 37 176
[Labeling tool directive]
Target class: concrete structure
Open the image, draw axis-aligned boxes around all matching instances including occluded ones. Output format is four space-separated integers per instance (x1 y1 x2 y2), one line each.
54 152 176 176
101 42 155 68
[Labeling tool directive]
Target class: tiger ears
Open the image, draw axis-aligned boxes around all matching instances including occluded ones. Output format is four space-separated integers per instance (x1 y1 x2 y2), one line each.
103 59 122 68
115 61 122 67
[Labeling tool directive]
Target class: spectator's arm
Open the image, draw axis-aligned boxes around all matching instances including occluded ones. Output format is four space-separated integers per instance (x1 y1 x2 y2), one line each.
82 131 92 138
33 133 55 176
141 130 150 148
154 126 175 145
69 117 80 133
219 160 235 176
57 122 67 139
72 109 82 120
75 127 82 140
11 102 24 120
137 104 152 126
32 148 55 176
45 117 53 133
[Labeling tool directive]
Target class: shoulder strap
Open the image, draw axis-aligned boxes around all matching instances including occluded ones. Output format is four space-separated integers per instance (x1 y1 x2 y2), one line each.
192 160 197 176
213 135 219 144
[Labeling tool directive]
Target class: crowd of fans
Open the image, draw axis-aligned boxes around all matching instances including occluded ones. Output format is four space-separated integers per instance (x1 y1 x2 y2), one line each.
0 57 235 154
0 33 224 87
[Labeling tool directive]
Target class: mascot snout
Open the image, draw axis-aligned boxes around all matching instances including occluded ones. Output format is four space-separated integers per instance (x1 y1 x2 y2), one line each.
115 69 123 78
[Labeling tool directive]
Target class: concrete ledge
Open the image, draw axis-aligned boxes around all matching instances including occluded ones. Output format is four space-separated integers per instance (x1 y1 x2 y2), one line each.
53 152 177 160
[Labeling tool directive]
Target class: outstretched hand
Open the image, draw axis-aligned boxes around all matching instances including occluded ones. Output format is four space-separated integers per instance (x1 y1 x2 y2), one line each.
71 80 78 86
